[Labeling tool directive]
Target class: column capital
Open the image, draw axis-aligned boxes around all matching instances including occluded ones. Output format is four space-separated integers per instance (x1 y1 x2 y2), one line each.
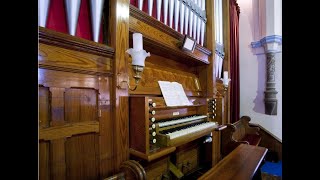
251 35 282 53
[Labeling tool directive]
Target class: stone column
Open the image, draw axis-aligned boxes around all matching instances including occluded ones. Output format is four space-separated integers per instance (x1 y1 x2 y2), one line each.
264 52 277 115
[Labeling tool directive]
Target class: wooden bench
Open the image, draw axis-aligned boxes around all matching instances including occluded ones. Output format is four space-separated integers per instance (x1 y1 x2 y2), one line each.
221 116 262 157
198 144 268 180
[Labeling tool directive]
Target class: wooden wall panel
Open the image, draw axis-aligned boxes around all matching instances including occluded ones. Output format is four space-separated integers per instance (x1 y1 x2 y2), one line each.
39 141 50 180
64 88 98 123
39 26 114 178
109 0 130 172
39 43 112 76
255 126 282 161
129 54 201 96
39 86 50 129
65 134 100 180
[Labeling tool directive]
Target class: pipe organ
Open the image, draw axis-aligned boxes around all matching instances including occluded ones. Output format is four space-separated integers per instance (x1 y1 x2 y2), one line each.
131 0 207 46
39 0 227 179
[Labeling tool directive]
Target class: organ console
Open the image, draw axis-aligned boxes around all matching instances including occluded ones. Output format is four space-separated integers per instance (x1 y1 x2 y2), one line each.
129 96 224 178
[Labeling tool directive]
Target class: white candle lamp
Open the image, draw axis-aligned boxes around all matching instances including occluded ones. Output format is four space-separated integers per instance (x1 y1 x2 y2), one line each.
117 33 151 91
221 71 231 90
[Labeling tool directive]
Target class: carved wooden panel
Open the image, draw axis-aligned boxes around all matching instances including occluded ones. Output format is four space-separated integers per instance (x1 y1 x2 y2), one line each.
144 157 169 180
129 54 202 96
65 134 100 180
39 86 50 129
39 141 50 180
64 88 98 123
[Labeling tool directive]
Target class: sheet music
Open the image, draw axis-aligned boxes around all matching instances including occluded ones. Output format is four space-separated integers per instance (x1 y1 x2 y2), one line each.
158 81 192 106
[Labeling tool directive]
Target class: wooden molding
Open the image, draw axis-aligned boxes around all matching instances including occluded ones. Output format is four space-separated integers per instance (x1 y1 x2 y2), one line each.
39 121 99 141
129 4 212 57
38 64 113 77
39 27 115 58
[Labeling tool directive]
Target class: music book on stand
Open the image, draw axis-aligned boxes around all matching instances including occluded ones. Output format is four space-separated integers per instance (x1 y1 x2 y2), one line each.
158 81 192 107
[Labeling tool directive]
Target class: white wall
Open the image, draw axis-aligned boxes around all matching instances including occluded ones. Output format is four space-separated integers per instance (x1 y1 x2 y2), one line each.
237 0 282 141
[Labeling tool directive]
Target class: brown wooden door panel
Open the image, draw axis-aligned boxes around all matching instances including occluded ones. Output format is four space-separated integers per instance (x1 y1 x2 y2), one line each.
39 140 50 180
64 88 99 123
65 133 100 180
39 86 50 128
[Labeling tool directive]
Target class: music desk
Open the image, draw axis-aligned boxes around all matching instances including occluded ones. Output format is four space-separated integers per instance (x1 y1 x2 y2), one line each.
198 144 268 180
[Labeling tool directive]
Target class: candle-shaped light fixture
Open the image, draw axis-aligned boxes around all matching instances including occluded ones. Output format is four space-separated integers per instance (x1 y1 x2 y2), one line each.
222 71 231 87
121 33 151 91
133 33 143 51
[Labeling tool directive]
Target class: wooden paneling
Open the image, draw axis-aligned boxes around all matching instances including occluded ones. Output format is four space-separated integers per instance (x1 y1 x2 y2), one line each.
39 26 114 179
129 54 201 96
129 16 210 65
39 27 114 58
39 86 50 129
251 124 282 161
144 157 169 180
109 0 130 172
39 121 99 141
39 141 50 180
39 43 113 76
65 134 100 180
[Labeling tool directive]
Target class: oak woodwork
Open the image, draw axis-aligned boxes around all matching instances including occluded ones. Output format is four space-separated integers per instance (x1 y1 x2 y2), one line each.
221 116 262 157
109 0 130 172
174 141 200 175
104 160 147 180
39 27 114 58
129 5 212 56
223 0 231 124
198 144 268 180
130 147 176 162
39 43 113 76
250 124 282 161
65 134 100 180
129 16 211 66
39 28 114 179
128 54 202 96
39 121 99 141
143 157 170 180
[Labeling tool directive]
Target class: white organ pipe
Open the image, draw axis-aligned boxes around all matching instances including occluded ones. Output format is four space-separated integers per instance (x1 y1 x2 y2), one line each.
184 2 189 35
193 0 197 39
180 1 185 34
38 0 51 27
90 0 105 42
65 0 81 36
189 5 193 37
163 0 169 25
169 0 174 28
138 0 144 10
200 0 205 46
174 0 180 31
196 0 201 44
148 0 154 16
156 0 162 21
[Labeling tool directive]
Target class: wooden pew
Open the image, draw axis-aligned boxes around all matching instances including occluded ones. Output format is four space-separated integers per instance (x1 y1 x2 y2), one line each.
198 144 268 180
221 116 262 157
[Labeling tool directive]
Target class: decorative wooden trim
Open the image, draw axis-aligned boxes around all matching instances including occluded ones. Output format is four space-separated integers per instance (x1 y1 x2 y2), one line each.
39 121 100 141
39 27 115 58
38 64 113 77
141 34 210 65
129 147 176 162
249 123 282 143
129 4 212 56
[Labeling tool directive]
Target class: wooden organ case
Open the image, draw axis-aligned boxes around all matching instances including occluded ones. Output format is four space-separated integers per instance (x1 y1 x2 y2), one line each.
127 1 225 179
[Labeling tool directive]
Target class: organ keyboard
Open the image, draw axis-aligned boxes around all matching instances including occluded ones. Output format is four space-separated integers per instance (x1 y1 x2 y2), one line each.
129 96 219 161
